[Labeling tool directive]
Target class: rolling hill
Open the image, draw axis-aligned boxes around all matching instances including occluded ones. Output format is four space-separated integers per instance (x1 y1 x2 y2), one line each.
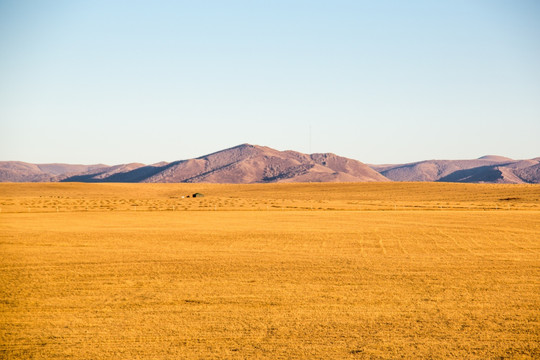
0 162 106 182
1 146 538 183
0 144 388 183
371 156 540 184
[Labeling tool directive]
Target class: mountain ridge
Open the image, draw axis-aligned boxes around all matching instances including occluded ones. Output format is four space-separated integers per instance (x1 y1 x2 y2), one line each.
1 145 538 184
370 157 540 184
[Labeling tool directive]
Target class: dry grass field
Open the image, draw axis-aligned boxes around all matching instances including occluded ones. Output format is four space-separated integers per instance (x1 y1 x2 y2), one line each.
1 182 539 359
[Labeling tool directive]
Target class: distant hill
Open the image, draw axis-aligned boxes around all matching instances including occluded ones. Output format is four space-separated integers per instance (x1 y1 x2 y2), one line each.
371 156 540 184
0 162 106 182
2 147 538 183
138 144 389 183
0 144 388 183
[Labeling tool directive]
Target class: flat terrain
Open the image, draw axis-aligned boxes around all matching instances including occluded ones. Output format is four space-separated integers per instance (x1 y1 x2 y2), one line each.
1 183 539 359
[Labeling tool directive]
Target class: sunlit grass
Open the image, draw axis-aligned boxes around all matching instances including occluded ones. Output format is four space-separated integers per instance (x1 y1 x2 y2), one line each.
0 183 539 359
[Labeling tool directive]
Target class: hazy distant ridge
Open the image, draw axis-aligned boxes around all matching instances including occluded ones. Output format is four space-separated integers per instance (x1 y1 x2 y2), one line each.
1 145 538 184
370 156 540 184
0 144 387 183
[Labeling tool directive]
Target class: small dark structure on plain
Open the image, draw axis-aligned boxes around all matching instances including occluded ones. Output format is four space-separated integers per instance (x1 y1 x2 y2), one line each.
192 193 205 198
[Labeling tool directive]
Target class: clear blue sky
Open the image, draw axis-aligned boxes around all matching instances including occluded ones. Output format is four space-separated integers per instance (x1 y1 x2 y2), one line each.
1 0 539 165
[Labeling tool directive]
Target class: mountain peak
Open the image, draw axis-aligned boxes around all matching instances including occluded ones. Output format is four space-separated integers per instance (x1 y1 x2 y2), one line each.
2 147 538 184
0 145 388 183
477 155 513 162
166 144 388 183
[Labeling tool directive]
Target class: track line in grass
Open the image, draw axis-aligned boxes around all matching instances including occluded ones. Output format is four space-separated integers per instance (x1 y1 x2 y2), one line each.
501 233 539 256
390 228 410 258
355 233 367 258
460 233 492 260
420 229 455 258
435 228 475 256
376 233 387 256
496 228 540 255
413 227 429 255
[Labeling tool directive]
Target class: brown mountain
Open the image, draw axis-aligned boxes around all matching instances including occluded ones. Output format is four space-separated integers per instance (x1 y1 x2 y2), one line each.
0 144 388 183
140 144 389 183
3 147 538 184
0 162 106 182
371 156 540 184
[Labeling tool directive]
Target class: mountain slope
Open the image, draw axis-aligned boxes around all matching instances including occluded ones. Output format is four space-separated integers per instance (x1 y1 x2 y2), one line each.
372 156 540 184
0 162 106 182
140 144 389 183
3 148 538 184
0 144 385 183
26 144 387 183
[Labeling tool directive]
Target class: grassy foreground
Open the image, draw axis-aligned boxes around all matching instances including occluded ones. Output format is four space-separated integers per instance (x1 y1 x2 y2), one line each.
0 183 539 359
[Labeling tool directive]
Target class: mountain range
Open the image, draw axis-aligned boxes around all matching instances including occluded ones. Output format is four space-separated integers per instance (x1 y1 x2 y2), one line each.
1 144 539 184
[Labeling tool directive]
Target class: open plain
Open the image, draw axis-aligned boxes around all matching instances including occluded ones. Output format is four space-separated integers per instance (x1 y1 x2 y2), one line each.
1 182 539 359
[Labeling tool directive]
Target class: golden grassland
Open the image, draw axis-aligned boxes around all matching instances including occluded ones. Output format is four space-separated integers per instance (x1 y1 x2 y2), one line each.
0 182 539 359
